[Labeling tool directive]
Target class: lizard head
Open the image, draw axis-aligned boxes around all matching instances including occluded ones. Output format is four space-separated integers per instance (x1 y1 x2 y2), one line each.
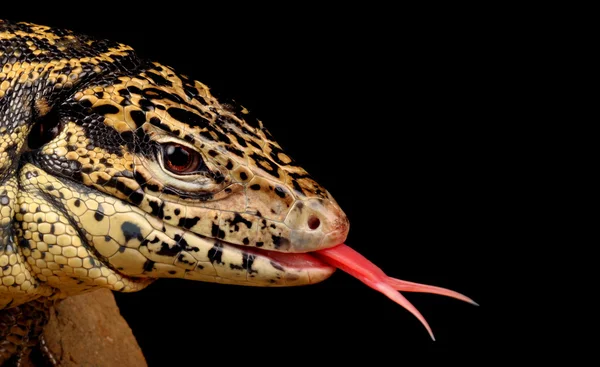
20 54 347 291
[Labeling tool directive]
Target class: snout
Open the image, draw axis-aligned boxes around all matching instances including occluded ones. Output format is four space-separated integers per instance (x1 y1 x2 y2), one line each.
284 193 350 252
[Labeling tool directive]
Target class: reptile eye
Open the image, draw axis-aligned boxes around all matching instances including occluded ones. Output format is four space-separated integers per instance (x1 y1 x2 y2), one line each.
162 143 205 174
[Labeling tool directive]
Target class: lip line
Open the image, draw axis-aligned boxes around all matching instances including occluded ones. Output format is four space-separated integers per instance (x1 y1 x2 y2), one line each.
214 237 336 271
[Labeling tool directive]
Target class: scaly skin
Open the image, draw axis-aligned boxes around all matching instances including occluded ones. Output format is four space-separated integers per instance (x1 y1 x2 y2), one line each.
0 20 349 363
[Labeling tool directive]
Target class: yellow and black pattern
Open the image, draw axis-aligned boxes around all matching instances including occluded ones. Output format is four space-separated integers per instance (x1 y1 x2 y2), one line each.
0 19 349 363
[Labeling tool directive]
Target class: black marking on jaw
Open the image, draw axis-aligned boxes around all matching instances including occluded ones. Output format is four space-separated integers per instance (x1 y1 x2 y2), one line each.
174 234 199 253
143 259 155 272
94 174 144 206
94 204 104 221
156 242 181 256
227 214 253 231
178 253 195 265
272 235 290 250
208 243 224 264
121 222 144 243
149 200 165 219
211 224 226 239
242 253 257 274
274 187 286 199
177 216 200 230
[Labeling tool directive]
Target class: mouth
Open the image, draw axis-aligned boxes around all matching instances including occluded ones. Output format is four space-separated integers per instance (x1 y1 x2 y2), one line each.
233 240 478 341
232 242 335 272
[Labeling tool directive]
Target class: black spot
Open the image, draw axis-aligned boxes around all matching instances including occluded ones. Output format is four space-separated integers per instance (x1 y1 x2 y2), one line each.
149 200 165 219
145 71 173 87
174 209 181 216
227 214 253 230
211 224 226 239
239 172 248 181
230 263 244 271
168 270 177 275
94 204 104 221
292 180 304 195
178 254 194 265
208 243 224 264
274 187 286 199
271 235 289 249
121 222 143 243
129 191 144 205
19 239 31 249
74 199 81 207
243 237 250 245
157 242 181 256
178 216 200 229
250 184 261 190
256 241 264 248
243 253 257 274
92 104 120 116
226 145 244 157
225 161 234 170
249 152 280 178
143 260 155 272
129 110 146 128
149 116 175 133
167 107 210 129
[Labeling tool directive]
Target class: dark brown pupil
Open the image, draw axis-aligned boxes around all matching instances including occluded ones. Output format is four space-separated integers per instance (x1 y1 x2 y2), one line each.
165 145 191 168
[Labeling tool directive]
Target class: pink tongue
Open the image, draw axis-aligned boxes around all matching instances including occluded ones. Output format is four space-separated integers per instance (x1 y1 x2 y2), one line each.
314 244 477 341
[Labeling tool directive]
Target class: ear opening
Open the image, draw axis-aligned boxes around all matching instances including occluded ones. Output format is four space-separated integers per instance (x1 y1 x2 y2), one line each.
27 102 63 150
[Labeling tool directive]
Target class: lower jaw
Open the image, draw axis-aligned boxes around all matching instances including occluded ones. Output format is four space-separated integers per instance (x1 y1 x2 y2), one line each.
217 240 337 285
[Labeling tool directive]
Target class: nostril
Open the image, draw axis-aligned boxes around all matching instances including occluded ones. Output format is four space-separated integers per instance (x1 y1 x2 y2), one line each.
308 215 321 230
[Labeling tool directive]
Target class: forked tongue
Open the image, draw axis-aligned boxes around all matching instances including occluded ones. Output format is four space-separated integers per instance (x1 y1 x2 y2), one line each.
314 244 477 341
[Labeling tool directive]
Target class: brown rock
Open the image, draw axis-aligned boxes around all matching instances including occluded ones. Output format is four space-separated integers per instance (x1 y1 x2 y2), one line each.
42 289 147 367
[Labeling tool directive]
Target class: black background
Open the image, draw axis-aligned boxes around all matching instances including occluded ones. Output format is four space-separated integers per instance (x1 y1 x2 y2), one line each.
4 7 504 365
